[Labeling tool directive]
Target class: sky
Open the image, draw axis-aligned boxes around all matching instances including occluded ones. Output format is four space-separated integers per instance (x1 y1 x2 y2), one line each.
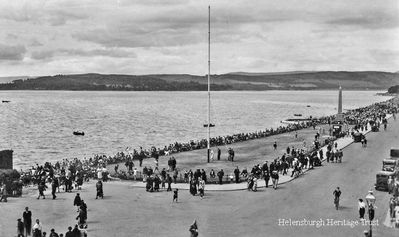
0 0 398 76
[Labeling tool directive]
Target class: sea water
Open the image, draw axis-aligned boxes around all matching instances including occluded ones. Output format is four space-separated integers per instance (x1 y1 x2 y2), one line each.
0 90 392 169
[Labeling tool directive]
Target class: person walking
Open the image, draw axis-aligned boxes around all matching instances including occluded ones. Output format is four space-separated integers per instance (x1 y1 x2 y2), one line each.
23 207 32 237
358 199 366 219
37 180 47 199
271 170 279 189
333 187 341 210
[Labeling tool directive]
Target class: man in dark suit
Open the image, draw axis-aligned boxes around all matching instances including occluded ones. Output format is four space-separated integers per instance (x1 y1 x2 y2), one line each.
217 147 221 160
217 169 224 185
23 207 32 236
234 167 240 183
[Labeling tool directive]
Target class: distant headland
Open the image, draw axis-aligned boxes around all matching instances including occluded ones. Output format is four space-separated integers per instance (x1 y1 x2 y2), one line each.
0 71 398 91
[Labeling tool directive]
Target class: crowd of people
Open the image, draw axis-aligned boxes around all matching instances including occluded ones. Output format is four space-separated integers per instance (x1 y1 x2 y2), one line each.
16 206 88 237
135 97 399 194
3 96 398 236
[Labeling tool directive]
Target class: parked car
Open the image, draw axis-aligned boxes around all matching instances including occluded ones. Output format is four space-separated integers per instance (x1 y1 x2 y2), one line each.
382 159 399 172
375 170 398 191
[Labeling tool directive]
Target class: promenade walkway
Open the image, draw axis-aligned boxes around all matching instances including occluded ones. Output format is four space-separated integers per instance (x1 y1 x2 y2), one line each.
1 116 397 237
127 115 388 191
128 129 362 191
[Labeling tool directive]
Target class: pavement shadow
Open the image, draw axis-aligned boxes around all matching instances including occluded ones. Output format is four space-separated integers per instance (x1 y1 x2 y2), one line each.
337 206 352 211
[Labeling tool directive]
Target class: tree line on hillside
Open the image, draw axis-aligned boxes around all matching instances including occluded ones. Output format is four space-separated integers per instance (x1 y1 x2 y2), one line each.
0 75 231 91
388 85 399 94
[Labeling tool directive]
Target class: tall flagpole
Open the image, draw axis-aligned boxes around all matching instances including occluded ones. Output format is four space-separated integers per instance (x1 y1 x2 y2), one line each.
207 5 211 163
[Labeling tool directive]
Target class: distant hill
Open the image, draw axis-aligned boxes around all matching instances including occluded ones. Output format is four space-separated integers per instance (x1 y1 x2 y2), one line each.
0 76 29 84
0 71 398 91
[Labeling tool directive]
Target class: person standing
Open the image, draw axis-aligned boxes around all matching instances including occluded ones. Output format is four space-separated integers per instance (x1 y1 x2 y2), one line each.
234 167 240 183
217 169 224 185
166 174 172 192
273 141 277 150
358 199 366 219
0 183 8 202
96 180 103 199
264 170 270 188
51 179 57 200
49 229 59 237
210 149 214 161
73 193 82 211
271 170 279 189
32 219 42 237
217 147 221 160
189 220 198 237
23 207 32 237
17 218 24 237
64 227 73 237
198 179 205 199
71 225 80 237
173 169 178 184
173 189 178 202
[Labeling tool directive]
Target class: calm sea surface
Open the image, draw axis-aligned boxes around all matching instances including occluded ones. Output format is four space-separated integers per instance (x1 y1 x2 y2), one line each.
0 90 391 169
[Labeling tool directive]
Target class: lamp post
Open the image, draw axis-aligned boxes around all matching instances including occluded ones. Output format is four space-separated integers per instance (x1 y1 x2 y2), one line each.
365 190 376 237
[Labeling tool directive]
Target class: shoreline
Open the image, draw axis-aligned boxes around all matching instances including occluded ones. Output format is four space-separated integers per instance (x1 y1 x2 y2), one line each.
10 95 397 174
1 98 398 237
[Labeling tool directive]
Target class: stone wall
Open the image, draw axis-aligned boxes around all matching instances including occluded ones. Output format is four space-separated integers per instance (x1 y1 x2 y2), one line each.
0 150 13 169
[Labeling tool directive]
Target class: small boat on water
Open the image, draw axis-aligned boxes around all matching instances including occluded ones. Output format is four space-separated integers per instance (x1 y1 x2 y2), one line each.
281 118 312 125
294 114 302 117
2 100 10 103
73 131 85 136
306 105 311 107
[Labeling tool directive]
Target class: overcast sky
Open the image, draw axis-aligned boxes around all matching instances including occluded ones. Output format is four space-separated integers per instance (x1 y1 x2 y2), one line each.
0 0 398 76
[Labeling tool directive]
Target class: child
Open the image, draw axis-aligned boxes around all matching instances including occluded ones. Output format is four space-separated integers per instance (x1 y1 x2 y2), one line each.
173 189 178 202
17 219 24 237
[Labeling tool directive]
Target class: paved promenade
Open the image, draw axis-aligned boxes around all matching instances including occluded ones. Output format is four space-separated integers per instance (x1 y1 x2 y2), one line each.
1 116 398 237
128 132 357 191
126 116 384 191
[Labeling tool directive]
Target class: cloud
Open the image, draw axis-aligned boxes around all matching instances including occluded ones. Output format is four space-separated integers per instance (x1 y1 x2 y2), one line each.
0 1 88 26
0 44 26 61
30 38 43 47
31 50 54 60
1 0 399 76
369 49 399 64
6 34 18 40
326 9 399 29
31 48 135 60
